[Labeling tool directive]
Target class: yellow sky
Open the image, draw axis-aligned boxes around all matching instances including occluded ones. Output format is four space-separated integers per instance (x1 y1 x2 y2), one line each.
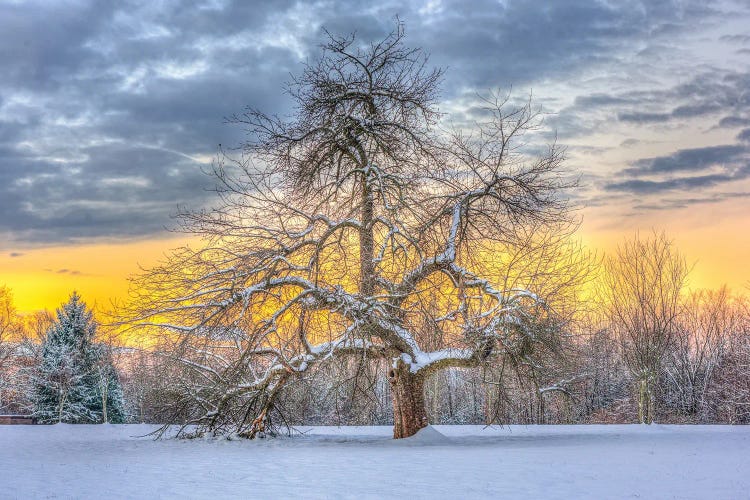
2 205 749 315
1 236 191 314
581 202 750 294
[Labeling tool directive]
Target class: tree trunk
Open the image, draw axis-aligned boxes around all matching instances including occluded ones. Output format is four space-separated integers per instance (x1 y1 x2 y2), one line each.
388 359 428 439
637 376 655 424
359 176 375 296
100 374 108 424
58 388 67 424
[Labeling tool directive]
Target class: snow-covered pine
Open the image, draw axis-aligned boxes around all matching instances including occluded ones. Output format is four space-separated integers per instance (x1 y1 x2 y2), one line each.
31 292 125 424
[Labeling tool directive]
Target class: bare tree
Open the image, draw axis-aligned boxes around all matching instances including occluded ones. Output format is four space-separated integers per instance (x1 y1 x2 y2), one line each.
600 232 689 424
0 285 21 412
123 24 577 438
705 293 750 423
662 287 736 419
0 286 18 354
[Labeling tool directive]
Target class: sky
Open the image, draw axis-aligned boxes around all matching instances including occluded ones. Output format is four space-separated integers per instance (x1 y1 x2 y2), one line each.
1 0 750 313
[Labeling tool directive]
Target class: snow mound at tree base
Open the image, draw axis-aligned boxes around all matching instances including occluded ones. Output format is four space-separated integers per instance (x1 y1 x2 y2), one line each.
396 425 451 445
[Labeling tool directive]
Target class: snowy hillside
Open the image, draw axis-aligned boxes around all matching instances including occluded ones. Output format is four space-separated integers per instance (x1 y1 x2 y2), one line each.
1 424 748 499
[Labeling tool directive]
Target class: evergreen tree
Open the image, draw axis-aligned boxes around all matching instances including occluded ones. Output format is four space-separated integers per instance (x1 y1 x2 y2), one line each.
32 292 126 423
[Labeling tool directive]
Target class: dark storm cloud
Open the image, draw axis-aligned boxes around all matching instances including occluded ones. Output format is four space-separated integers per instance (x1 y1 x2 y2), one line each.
671 103 723 119
617 112 672 123
738 129 750 143
563 68 750 138
0 0 744 244
719 34 750 43
0 0 301 245
625 145 747 175
1 144 215 242
386 0 721 97
718 116 750 128
605 144 750 195
575 94 633 108
632 191 750 211
606 172 745 195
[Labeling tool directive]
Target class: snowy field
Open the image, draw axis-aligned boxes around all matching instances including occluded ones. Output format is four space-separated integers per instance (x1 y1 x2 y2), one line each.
1 424 749 499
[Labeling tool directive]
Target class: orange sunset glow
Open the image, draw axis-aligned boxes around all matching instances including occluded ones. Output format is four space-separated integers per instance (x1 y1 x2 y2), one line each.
4 211 749 315
1 237 192 314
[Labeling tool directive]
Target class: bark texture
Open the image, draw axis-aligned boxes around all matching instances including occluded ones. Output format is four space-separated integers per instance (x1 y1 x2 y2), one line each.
388 359 428 438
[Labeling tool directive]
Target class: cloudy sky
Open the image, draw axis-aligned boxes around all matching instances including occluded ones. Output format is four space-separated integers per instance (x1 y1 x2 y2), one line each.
2 0 750 311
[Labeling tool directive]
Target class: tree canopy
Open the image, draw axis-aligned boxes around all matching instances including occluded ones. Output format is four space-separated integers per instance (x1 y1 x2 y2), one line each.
125 24 585 438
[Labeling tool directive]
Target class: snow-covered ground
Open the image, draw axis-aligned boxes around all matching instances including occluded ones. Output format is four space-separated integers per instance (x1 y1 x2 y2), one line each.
1 424 748 499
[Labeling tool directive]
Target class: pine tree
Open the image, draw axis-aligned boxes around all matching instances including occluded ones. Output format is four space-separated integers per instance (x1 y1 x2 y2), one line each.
31 292 126 423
